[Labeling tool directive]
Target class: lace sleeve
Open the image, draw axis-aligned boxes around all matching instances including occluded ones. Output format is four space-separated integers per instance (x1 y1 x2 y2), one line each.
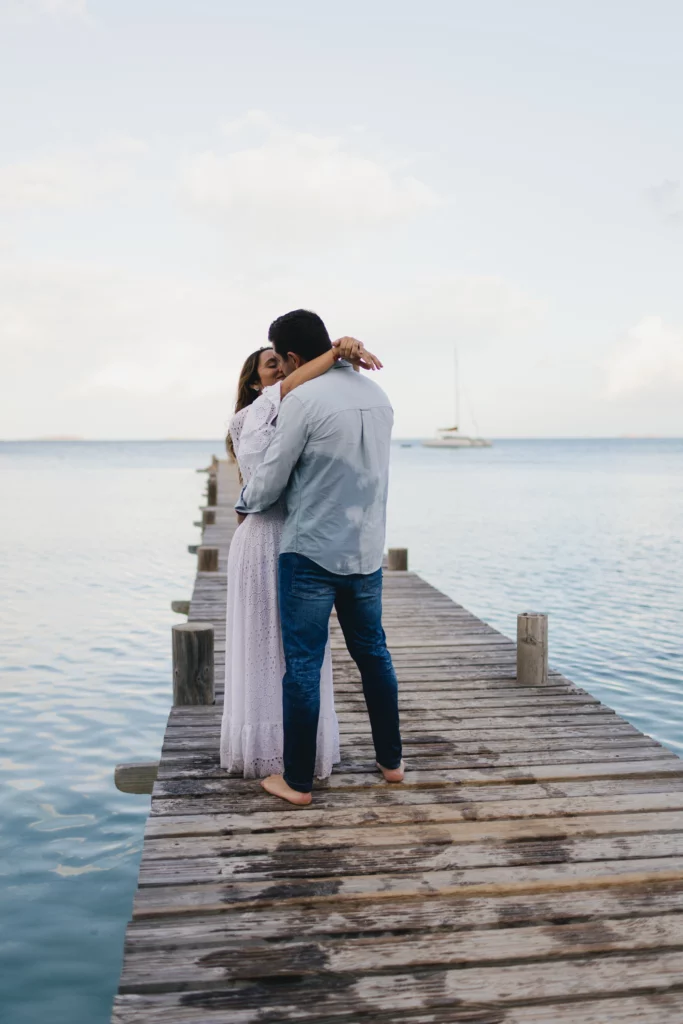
229 407 250 458
238 384 282 458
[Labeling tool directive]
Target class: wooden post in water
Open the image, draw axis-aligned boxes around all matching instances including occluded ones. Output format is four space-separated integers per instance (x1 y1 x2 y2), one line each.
387 548 408 571
172 622 214 705
207 475 218 507
198 546 219 571
517 612 548 685
202 506 217 526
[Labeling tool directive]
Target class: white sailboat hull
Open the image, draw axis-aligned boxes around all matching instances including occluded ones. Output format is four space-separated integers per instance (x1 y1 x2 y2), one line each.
423 436 492 448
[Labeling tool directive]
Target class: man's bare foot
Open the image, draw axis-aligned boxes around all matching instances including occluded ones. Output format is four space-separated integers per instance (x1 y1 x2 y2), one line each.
377 760 405 783
261 774 312 805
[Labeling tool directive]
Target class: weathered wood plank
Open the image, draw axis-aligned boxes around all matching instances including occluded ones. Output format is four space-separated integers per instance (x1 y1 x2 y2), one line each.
132 857 683 916
124 881 683 946
155 747 676 777
160 737 658 767
152 761 683 799
112 950 683 1021
144 791 683 838
120 911 683 991
113 993 683 1024
149 775 683 816
171 687 593 711
137 832 683 887
115 761 159 795
140 811 683 864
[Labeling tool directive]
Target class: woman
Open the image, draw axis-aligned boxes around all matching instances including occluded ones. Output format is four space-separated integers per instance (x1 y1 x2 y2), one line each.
225 348 283 466
220 337 381 779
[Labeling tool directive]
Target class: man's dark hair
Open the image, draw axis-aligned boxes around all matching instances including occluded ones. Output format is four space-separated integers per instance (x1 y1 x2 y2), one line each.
268 309 332 363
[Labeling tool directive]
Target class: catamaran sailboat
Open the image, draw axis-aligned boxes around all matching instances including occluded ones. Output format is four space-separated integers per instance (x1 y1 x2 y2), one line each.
423 426 492 448
422 346 492 449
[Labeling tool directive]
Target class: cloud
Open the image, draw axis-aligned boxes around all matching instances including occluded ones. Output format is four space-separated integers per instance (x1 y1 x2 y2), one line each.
0 255 542 438
181 112 440 241
645 179 683 226
605 316 683 398
81 347 216 400
382 274 544 340
38 0 87 14
0 137 147 209
96 134 149 158
1 0 88 21
0 256 295 438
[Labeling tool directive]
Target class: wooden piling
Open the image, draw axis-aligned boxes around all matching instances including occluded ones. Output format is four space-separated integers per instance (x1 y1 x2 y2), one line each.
387 547 408 571
207 475 217 506
201 506 216 527
517 611 549 685
197 455 219 474
197 545 219 571
172 621 214 706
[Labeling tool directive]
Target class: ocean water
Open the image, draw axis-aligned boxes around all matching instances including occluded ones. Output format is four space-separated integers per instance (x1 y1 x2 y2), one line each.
1 438 682 1023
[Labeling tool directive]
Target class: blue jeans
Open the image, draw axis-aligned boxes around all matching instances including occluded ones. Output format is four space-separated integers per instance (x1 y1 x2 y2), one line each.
278 553 402 793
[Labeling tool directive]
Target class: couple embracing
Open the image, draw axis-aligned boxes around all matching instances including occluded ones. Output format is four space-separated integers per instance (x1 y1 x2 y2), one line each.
220 309 404 805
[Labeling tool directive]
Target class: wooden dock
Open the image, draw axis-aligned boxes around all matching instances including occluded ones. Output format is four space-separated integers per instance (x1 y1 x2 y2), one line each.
113 460 683 1023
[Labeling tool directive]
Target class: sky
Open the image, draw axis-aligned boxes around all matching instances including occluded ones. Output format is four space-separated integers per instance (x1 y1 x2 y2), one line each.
1 0 682 439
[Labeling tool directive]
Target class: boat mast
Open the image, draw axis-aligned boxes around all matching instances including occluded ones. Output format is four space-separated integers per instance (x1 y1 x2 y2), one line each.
453 345 460 431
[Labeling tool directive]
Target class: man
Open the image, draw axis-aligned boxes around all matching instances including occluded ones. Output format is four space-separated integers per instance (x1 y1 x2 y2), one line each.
236 308 403 805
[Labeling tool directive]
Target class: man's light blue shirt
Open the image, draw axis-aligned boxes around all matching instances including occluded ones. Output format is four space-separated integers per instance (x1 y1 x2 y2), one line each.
235 361 393 575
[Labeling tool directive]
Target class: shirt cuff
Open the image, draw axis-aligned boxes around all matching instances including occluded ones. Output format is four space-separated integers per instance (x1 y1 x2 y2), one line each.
234 486 250 515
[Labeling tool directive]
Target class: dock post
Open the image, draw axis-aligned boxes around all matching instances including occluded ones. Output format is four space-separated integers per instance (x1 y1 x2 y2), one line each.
172 622 214 705
387 548 408 571
517 612 548 685
207 475 218 506
198 546 219 571
202 506 217 526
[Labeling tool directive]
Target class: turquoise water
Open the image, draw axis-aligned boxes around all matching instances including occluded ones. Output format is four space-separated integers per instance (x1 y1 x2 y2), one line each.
1 438 682 1022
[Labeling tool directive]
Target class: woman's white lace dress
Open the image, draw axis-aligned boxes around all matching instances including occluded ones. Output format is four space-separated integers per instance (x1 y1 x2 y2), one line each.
220 383 340 779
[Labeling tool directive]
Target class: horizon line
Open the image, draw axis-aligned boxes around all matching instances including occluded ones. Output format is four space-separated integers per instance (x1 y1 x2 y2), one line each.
2 435 682 444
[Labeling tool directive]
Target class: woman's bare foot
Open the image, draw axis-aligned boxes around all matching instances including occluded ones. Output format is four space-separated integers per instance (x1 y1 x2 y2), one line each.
261 774 312 805
377 760 405 783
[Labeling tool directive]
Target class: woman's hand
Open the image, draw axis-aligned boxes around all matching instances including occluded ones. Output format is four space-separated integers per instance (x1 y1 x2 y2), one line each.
332 336 383 371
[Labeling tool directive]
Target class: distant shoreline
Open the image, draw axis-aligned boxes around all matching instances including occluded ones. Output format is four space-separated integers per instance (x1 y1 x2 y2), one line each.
2 436 682 444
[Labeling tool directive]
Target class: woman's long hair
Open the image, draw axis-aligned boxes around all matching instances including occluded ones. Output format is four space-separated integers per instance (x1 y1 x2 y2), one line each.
226 347 271 463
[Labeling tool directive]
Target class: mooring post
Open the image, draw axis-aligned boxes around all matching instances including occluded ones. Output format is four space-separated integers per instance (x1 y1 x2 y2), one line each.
197 455 219 474
387 548 408 571
207 475 218 506
517 612 549 685
172 622 215 705
198 546 219 572
202 506 217 527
